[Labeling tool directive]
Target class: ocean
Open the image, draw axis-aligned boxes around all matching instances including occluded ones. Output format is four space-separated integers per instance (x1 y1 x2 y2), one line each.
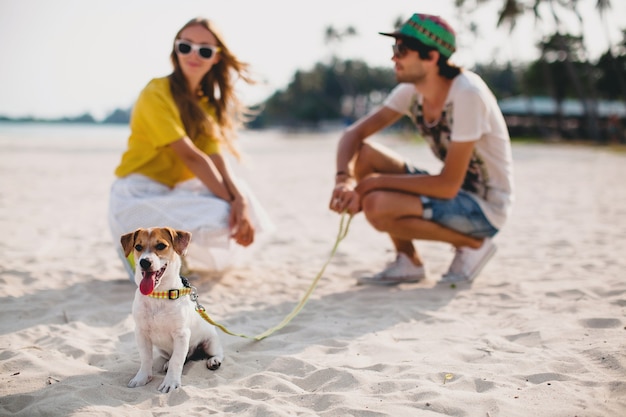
0 122 130 152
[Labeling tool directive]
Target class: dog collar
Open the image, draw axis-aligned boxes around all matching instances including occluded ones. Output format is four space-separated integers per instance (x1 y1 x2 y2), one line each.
148 287 193 300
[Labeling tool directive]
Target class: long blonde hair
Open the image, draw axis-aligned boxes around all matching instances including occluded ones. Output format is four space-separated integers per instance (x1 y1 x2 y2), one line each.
169 17 255 159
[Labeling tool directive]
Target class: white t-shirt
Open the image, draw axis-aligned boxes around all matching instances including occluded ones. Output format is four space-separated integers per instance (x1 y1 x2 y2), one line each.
383 71 514 229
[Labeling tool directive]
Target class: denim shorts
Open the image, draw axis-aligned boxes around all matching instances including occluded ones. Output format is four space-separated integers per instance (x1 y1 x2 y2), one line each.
405 164 498 238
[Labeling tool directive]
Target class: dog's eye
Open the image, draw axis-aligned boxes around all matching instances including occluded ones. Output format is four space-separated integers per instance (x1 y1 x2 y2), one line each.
155 243 167 250
134 244 143 251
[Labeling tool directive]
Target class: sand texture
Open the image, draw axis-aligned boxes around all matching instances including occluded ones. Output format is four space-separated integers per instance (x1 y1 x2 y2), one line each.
1 127 625 416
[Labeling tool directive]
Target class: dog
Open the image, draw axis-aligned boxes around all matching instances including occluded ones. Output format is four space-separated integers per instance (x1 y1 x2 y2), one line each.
120 227 224 393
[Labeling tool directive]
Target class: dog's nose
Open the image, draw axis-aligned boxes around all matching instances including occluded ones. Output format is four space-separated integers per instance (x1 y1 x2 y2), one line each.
139 258 152 269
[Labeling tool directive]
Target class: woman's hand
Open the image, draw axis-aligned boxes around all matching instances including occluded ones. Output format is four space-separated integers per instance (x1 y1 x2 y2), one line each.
229 196 255 247
329 176 361 215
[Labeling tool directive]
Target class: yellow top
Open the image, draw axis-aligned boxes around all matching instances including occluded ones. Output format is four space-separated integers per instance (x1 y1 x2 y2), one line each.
114 77 220 187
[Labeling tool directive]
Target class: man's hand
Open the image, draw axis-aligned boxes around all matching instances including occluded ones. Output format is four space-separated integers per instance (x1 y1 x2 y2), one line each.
329 177 361 215
354 172 383 197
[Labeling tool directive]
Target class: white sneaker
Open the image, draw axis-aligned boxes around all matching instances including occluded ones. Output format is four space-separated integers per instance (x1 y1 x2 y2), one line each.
357 253 425 286
441 238 497 283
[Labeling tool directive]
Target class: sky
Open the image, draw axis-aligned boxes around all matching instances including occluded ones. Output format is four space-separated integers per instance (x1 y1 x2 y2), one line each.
1 0 624 120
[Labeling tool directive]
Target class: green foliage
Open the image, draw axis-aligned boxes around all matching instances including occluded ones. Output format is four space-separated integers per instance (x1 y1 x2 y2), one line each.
473 62 523 99
518 30 626 103
254 58 396 128
595 51 626 100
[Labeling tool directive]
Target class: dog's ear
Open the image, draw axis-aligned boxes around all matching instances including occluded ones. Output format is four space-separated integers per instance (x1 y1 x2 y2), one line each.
165 228 191 255
120 230 139 257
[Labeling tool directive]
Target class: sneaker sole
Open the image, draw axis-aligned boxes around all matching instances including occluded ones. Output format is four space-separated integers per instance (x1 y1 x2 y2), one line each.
441 245 497 283
356 275 424 286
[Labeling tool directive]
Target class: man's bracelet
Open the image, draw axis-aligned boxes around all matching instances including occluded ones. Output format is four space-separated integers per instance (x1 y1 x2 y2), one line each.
336 171 350 177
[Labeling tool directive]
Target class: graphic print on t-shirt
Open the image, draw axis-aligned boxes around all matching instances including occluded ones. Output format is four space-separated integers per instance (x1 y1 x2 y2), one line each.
408 99 490 199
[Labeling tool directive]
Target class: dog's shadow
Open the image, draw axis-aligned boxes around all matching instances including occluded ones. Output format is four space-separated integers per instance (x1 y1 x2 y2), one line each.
0 275 134 336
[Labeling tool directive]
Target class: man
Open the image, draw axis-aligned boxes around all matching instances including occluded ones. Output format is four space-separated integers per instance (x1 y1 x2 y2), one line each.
329 13 514 285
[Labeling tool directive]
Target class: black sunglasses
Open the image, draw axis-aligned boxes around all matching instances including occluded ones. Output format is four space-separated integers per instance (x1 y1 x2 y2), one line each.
175 40 220 60
392 43 411 59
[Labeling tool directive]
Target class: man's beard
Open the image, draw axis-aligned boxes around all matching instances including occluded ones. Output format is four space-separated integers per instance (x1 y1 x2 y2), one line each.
396 70 425 84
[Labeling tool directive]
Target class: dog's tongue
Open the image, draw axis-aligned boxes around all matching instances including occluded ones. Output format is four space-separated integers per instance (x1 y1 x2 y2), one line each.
140 271 156 295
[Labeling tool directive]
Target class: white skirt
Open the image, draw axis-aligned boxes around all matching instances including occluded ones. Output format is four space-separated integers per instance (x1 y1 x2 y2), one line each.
108 174 274 275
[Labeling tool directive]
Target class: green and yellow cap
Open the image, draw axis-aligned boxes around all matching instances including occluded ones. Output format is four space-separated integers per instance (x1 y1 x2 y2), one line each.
379 13 456 58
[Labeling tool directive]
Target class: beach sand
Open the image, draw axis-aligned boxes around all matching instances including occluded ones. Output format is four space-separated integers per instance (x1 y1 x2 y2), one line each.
1 127 625 416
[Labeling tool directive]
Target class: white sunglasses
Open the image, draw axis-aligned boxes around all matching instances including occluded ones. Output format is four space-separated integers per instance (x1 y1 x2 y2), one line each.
175 40 220 60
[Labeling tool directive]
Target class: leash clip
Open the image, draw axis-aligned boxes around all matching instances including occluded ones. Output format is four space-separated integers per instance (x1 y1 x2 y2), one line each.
189 286 206 312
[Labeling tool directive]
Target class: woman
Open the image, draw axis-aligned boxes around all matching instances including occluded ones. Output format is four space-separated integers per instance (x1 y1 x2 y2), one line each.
109 17 272 277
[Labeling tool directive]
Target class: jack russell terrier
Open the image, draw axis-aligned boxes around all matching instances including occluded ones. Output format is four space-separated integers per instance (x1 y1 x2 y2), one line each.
120 227 224 393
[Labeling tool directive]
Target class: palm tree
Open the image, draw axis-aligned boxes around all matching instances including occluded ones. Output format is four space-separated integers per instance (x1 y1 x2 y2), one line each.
322 25 359 121
323 25 358 49
456 0 618 140
594 0 626 100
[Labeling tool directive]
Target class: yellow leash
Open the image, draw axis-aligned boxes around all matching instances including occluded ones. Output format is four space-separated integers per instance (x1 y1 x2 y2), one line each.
191 212 353 341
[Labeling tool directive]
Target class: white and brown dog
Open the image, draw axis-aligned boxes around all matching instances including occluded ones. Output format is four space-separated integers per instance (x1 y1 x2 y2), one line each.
120 227 224 393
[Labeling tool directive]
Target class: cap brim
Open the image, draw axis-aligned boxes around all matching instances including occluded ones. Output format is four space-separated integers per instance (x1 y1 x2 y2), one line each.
378 31 401 38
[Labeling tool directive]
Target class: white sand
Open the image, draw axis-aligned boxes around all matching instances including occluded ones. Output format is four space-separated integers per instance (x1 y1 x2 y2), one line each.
1 126 625 416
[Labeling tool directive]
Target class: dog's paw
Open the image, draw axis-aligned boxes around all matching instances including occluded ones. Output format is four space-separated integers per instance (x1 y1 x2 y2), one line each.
128 372 152 388
207 357 221 370
158 376 181 393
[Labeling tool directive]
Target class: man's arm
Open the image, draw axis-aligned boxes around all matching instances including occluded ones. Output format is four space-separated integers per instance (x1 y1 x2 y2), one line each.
355 140 475 199
331 106 403 214
335 106 404 177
